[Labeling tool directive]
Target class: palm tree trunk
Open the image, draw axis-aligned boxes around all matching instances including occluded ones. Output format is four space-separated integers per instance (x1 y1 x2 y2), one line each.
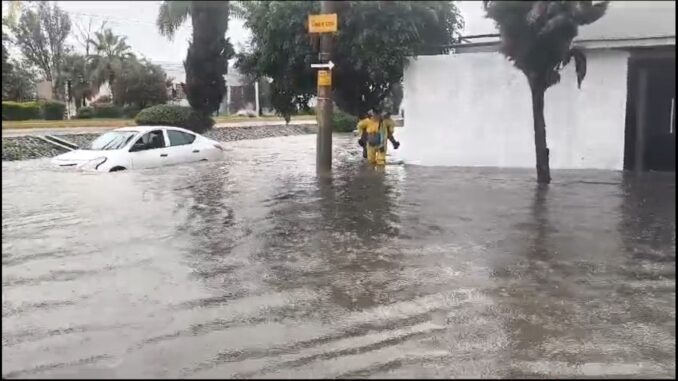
529 80 551 184
185 1 230 116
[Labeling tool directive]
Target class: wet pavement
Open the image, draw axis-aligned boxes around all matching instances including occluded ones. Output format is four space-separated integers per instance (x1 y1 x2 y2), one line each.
2 134 675 378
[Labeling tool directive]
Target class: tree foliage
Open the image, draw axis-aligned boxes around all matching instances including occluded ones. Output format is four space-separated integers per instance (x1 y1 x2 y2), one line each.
185 2 233 116
484 1 608 90
73 17 108 57
87 28 135 94
236 1 463 118
2 22 13 94
483 0 609 184
59 52 95 107
2 58 38 101
3 17 37 101
156 1 191 40
111 58 168 110
157 1 234 117
135 104 214 133
156 1 245 40
11 1 71 99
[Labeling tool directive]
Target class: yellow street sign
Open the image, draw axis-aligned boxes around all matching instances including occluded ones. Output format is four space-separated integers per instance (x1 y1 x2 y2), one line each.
308 13 338 33
318 70 332 87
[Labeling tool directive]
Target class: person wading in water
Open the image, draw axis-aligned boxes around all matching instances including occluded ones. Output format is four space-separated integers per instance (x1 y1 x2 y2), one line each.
357 109 400 165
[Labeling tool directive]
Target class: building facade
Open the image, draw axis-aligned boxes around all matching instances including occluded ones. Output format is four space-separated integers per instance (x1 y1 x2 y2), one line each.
399 1 675 171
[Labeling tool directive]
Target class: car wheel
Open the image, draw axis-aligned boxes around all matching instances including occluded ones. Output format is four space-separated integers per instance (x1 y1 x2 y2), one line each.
110 166 126 172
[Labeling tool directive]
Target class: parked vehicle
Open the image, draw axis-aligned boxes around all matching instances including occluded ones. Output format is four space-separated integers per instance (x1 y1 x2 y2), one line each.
51 126 224 172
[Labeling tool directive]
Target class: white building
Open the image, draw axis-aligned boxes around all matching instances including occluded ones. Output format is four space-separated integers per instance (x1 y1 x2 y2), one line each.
399 1 675 172
159 61 266 115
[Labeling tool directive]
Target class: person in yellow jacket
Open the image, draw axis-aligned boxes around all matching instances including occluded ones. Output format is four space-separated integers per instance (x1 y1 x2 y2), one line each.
357 109 400 165
356 111 370 159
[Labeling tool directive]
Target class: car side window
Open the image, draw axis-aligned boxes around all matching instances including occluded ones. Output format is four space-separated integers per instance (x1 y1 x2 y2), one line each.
167 130 196 147
130 130 166 152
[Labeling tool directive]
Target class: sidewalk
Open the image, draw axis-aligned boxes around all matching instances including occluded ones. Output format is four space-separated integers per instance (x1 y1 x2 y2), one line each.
1 119 318 137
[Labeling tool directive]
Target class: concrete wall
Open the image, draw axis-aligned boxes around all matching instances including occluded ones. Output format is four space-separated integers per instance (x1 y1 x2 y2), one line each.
398 50 630 169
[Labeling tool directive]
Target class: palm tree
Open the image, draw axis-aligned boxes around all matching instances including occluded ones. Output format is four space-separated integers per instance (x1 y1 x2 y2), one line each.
483 1 608 184
156 1 192 40
87 28 135 97
157 1 241 117
60 53 95 107
156 1 245 40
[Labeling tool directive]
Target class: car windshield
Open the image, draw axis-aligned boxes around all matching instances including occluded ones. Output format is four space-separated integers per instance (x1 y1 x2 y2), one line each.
86 131 138 151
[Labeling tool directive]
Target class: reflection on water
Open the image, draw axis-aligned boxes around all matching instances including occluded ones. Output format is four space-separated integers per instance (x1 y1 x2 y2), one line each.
2 135 675 378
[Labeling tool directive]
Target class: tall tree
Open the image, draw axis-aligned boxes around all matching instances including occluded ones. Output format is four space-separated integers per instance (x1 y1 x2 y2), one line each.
2 20 13 94
87 28 135 94
12 1 71 99
483 1 609 184
59 52 95 107
157 1 234 117
236 1 462 120
111 58 169 110
73 17 108 57
2 58 38 102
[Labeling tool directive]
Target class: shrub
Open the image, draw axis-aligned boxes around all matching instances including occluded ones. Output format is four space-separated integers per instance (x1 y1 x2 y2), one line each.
122 105 141 119
135 105 214 133
2 101 42 121
332 110 358 132
76 106 95 119
41 101 66 120
93 103 123 118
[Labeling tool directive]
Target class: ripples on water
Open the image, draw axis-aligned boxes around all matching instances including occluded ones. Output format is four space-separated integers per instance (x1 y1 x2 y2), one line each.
2 134 675 378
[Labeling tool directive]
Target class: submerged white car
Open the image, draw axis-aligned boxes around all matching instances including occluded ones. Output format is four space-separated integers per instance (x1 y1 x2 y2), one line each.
51 126 224 172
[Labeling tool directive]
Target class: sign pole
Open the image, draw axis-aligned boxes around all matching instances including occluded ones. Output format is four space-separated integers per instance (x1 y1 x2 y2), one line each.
315 0 334 174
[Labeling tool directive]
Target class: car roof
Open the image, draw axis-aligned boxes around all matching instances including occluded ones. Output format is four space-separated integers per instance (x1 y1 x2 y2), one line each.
115 126 197 134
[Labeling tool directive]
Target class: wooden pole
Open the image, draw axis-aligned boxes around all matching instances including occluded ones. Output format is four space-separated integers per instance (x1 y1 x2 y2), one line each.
316 0 334 174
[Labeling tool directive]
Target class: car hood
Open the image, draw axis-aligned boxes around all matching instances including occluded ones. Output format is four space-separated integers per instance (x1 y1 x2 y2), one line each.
51 150 109 165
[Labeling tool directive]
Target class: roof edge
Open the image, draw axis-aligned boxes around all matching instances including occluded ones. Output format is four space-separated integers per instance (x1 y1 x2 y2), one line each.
452 35 675 53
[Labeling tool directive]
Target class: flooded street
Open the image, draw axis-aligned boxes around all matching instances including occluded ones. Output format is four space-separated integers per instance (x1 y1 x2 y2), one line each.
2 134 675 378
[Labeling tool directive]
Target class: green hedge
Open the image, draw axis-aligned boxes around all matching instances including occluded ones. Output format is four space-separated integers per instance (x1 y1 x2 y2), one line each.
122 105 141 119
2 101 42 121
76 106 95 119
41 101 66 120
76 104 135 119
332 110 358 132
93 103 123 118
135 105 214 133
2 101 66 121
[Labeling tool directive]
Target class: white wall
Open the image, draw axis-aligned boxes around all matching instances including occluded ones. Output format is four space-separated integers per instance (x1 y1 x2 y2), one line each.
397 50 630 170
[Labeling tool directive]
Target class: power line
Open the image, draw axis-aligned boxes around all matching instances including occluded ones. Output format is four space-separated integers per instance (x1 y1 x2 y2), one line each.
66 10 155 27
65 9 190 31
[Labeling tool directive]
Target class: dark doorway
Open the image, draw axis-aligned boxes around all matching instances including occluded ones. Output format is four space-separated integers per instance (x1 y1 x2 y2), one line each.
624 48 676 172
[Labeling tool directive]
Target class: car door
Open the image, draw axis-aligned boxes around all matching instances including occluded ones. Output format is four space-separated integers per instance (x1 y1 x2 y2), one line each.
166 129 200 165
128 129 171 169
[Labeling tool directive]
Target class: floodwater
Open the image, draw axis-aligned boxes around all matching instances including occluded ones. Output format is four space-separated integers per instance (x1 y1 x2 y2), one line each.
2 134 675 378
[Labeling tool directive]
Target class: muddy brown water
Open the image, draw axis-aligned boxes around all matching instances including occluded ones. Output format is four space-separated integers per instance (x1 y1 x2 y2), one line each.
2 134 675 378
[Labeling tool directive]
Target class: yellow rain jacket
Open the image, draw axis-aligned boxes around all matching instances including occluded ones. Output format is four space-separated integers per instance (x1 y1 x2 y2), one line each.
357 117 387 165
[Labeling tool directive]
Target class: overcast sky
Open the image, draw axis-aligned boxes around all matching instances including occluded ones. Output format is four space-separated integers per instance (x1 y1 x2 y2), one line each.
2 1 496 80
51 1 495 63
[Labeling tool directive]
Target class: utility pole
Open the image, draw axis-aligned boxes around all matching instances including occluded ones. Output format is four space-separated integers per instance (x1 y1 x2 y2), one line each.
315 0 334 174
